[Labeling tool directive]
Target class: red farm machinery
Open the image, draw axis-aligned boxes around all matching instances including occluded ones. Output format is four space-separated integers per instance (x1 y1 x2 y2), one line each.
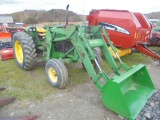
87 9 160 60
0 26 14 60
0 25 26 60
149 19 160 47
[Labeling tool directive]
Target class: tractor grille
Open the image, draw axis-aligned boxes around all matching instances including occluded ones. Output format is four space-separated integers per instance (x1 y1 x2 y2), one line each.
55 41 74 54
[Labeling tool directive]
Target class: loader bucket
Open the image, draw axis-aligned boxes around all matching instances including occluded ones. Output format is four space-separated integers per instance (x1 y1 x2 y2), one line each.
101 64 155 120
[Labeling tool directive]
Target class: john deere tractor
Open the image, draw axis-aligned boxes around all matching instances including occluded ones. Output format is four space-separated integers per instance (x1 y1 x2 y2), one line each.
12 5 155 120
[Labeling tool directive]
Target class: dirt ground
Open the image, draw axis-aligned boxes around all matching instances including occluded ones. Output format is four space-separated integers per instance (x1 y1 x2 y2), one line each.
0 60 160 120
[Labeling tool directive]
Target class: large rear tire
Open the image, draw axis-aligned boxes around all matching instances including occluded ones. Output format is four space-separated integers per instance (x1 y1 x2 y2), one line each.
45 59 68 88
13 32 37 70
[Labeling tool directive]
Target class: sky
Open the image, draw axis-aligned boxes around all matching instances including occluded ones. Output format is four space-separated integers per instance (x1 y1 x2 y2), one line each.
0 0 160 15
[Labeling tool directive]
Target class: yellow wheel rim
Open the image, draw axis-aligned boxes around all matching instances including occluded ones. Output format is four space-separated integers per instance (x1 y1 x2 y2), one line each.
48 68 58 83
15 41 23 63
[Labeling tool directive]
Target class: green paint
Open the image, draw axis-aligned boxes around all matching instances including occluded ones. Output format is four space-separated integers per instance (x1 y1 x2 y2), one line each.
25 25 155 120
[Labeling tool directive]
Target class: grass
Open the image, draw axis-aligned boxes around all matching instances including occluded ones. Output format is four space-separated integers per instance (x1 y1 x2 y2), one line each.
0 60 55 100
0 48 156 100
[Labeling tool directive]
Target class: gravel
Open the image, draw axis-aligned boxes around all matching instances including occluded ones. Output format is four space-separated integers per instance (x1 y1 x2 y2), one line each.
0 61 160 120
123 89 160 120
137 89 160 120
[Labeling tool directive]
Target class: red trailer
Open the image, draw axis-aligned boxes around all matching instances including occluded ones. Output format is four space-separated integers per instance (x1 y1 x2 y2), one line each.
87 9 160 60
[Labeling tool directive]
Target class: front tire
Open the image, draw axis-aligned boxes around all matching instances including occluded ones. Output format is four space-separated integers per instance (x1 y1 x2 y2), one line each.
13 32 37 70
93 47 102 56
45 59 68 88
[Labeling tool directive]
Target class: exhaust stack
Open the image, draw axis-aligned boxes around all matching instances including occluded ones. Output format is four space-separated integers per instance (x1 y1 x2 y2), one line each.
66 4 69 25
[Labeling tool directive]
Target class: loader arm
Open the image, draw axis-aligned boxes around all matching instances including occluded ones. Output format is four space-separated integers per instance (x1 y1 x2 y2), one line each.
64 25 124 91
64 25 155 120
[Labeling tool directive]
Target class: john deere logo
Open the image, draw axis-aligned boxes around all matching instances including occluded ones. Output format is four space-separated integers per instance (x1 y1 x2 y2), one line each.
99 22 130 35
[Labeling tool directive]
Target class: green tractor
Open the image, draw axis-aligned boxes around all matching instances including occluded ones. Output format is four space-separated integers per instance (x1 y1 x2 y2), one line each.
13 5 155 120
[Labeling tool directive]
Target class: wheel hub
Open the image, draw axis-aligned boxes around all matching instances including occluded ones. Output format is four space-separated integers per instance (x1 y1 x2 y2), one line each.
15 41 23 63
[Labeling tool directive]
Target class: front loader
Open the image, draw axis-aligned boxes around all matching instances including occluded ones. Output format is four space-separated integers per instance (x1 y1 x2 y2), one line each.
12 6 155 120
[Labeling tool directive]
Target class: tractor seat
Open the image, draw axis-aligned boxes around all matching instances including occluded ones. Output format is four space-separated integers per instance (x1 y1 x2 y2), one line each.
37 28 46 36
